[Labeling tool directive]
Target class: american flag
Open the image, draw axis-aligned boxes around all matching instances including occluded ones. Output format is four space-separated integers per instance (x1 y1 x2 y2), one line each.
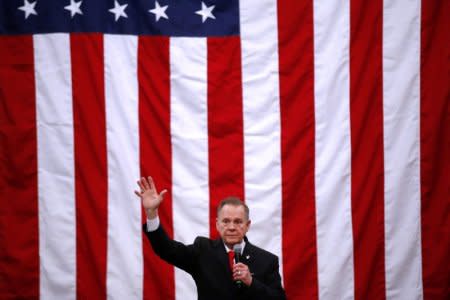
0 0 448 299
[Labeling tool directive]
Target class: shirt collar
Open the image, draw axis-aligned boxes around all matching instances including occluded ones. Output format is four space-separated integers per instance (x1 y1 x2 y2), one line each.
224 239 246 254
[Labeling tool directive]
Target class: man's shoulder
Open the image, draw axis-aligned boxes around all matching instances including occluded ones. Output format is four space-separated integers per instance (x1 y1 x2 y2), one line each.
246 241 279 261
193 235 210 244
193 235 221 249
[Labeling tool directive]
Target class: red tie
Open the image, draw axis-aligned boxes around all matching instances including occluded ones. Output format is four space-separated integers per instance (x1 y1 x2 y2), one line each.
228 251 235 272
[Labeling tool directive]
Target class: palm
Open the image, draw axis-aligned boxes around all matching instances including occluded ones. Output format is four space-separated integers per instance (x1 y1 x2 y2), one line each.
141 187 161 210
135 177 167 212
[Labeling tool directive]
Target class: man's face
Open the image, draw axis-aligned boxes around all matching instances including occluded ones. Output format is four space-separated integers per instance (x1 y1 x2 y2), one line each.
216 204 251 248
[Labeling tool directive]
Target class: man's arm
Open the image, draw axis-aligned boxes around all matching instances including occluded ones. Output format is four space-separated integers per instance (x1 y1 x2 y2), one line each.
137 177 196 273
143 221 196 273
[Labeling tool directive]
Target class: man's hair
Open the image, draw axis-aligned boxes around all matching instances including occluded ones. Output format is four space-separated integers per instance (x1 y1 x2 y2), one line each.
217 196 250 220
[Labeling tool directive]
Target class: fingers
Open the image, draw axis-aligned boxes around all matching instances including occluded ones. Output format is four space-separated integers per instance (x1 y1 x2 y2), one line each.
136 176 168 195
137 176 155 192
142 176 151 190
233 264 252 286
233 270 245 280
134 190 141 197
148 176 157 191
233 264 247 276
137 178 145 191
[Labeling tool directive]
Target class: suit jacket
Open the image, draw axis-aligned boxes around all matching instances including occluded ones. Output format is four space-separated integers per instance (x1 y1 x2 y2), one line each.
144 224 286 300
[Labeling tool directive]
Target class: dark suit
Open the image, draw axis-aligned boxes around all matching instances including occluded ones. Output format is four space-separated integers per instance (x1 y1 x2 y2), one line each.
144 224 286 300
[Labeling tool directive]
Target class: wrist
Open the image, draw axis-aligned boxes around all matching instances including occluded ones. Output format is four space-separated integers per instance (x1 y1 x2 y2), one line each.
146 208 158 219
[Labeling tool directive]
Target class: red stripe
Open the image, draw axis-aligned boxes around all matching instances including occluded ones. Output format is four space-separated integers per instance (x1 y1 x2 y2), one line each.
420 1 450 299
0 36 39 299
277 2 318 298
70 34 108 299
207 37 245 239
138 36 175 300
349 1 386 299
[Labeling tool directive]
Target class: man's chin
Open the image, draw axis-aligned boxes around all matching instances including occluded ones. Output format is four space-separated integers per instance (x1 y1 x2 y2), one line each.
225 238 241 245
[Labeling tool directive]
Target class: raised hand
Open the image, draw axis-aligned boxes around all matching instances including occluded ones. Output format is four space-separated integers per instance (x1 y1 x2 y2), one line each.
135 176 167 219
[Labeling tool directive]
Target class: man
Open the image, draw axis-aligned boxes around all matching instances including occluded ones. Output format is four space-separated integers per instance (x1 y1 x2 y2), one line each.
136 176 286 300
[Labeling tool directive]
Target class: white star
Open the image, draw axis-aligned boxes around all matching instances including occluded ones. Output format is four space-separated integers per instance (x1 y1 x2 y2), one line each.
64 0 83 18
195 2 215 23
149 1 168 22
18 0 37 19
109 0 128 22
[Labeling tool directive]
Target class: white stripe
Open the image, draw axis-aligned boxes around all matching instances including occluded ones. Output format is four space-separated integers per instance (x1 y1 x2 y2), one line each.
170 37 209 300
104 35 142 300
383 1 423 299
34 34 76 300
239 0 283 279
313 1 354 299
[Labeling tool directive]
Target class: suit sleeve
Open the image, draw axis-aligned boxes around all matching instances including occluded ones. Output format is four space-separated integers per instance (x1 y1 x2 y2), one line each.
143 223 197 274
246 256 286 300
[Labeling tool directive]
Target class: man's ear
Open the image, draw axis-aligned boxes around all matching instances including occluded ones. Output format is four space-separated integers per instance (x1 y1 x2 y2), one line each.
215 218 219 230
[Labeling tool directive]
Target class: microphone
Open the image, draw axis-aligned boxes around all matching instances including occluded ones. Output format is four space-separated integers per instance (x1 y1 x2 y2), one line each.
233 244 242 288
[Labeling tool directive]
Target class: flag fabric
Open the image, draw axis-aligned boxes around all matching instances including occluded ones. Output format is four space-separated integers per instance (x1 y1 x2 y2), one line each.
0 0 448 299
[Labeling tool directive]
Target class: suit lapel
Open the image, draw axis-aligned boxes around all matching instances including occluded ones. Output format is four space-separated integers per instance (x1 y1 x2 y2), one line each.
212 239 232 275
241 241 255 267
